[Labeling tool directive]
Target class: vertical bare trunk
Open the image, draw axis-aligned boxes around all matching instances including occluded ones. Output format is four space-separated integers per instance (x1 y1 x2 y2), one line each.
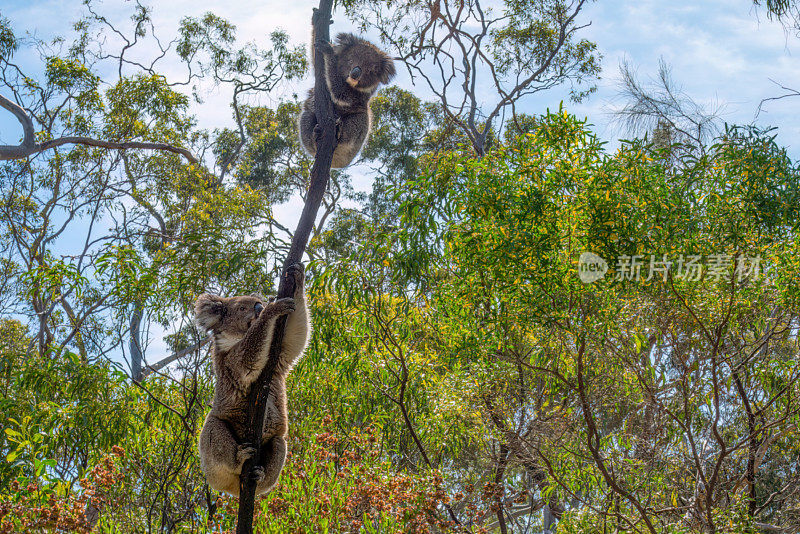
234 2 336 532
130 303 144 381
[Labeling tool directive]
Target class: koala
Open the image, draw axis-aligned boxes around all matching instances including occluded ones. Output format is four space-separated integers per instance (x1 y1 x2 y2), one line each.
195 263 310 498
298 28 396 168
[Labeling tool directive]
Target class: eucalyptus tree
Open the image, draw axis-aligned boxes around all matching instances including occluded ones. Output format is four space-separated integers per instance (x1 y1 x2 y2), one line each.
0 1 306 379
319 111 800 533
343 0 601 156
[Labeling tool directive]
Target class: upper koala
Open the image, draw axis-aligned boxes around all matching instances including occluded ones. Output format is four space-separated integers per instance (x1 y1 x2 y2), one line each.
195 263 310 497
298 31 396 168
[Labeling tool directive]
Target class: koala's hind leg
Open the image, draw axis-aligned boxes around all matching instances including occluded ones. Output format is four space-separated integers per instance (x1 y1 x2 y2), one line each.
299 92 318 158
253 435 288 496
199 414 254 496
331 111 370 168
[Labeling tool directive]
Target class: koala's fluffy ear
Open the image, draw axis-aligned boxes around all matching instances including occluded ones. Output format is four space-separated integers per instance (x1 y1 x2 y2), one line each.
335 32 360 48
195 294 225 331
379 55 396 85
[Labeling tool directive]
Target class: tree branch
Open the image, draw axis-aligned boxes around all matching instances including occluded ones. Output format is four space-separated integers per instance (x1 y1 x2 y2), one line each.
140 335 213 379
575 337 658 534
0 93 198 164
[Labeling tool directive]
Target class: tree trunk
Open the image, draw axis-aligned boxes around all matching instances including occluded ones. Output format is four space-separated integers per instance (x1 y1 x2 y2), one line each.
234 1 337 532
129 303 144 381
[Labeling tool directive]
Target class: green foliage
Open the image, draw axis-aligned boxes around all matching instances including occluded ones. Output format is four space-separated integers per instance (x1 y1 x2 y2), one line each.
492 0 600 102
0 15 17 60
0 320 134 488
232 102 310 199
753 0 800 29
104 75 191 142
317 110 800 532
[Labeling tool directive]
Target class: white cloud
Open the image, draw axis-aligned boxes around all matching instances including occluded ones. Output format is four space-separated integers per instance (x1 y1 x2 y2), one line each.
556 0 800 154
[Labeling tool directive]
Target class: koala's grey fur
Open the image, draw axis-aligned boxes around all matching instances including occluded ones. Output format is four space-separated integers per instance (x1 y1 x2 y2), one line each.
195 263 310 497
298 31 396 168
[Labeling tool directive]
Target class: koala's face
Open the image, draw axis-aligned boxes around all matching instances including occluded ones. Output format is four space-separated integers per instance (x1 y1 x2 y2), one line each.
194 294 267 339
336 36 395 92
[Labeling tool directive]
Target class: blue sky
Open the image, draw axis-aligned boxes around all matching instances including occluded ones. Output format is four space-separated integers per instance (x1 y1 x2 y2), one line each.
2 0 799 368
572 0 800 152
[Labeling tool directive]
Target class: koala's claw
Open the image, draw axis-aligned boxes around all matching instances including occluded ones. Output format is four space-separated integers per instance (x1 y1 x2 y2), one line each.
272 297 296 315
335 117 343 141
315 39 334 55
236 444 257 464
250 466 266 484
313 123 323 144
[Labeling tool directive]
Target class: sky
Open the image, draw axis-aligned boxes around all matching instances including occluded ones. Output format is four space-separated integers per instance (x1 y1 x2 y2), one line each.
2 0 800 368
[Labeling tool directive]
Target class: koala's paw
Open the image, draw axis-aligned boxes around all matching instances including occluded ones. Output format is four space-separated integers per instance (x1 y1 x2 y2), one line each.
250 465 266 484
315 38 334 55
313 122 324 144
286 263 305 287
272 297 296 316
236 444 257 465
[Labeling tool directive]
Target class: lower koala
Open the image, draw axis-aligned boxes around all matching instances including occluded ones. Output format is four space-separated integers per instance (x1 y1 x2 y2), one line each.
195 263 310 497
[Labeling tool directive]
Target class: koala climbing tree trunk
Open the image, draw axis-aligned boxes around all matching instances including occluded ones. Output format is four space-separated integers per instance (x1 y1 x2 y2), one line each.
234 1 337 533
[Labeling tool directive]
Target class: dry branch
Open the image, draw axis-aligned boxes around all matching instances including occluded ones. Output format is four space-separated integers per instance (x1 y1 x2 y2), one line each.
140 335 213 379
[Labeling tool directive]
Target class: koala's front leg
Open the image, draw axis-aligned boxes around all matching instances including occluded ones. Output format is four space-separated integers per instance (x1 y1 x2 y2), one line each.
275 263 311 375
314 38 350 105
310 8 334 67
233 297 296 386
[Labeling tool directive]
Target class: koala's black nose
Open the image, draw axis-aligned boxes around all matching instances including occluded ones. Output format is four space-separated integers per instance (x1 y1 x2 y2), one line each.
254 302 264 317
350 66 362 80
